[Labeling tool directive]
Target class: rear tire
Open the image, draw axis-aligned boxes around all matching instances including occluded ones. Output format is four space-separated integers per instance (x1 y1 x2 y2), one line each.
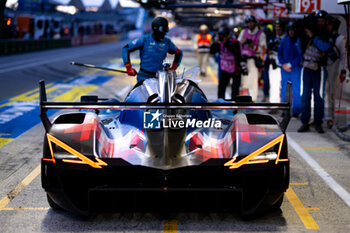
270 193 284 211
47 193 62 210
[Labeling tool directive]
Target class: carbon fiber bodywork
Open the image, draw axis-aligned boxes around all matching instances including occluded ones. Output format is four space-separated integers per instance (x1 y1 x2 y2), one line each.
39 67 291 216
42 157 289 215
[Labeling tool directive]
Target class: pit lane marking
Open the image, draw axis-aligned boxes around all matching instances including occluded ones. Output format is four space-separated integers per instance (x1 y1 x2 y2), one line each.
207 66 218 85
290 183 308 186
0 84 55 109
0 164 41 210
164 219 177 233
53 85 98 101
1 207 49 211
302 147 340 150
0 138 13 148
285 187 319 229
289 137 350 208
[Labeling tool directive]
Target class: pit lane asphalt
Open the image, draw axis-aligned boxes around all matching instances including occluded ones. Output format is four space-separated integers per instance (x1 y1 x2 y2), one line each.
0 40 350 232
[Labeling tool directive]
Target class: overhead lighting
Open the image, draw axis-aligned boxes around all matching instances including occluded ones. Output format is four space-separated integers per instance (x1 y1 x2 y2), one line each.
56 5 78 15
86 6 99 12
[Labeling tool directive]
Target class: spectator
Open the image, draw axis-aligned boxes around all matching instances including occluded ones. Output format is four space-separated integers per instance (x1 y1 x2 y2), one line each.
325 16 348 128
298 10 332 133
261 24 274 102
269 20 286 104
278 22 303 116
195 24 212 77
210 27 242 99
238 15 267 102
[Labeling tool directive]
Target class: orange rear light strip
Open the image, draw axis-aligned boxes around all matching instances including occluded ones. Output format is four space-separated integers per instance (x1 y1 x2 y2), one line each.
45 134 56 163
46 133 107 168
275 134 285 164
224 134 285 169
42 158 55 163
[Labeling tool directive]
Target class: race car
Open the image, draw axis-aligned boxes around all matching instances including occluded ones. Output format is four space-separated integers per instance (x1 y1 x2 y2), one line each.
40 64 291 216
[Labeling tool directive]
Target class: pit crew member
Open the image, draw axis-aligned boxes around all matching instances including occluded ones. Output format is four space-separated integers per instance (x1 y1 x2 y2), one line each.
122 17 183 83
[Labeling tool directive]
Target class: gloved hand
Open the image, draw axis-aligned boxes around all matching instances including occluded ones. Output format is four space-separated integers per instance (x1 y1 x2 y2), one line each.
240 61 248 76
340 69 346 83
124 62 137 76
169 63 178 71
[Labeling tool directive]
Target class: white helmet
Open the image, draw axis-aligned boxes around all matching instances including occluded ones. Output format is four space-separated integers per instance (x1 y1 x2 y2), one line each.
200 24 208 31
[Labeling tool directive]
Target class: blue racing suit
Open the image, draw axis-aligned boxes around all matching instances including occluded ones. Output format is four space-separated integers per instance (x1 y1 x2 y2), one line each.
300 35 331 125
278 36 302 114
122 34 183 82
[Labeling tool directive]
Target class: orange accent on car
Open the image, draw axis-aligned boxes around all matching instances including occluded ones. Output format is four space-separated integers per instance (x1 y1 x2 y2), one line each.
46 133 107 168
43 134 56 163
224 134 286 169
42 158 55 163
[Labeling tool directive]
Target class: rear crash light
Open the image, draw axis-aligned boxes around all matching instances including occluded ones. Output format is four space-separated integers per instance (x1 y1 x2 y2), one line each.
250 152 278 161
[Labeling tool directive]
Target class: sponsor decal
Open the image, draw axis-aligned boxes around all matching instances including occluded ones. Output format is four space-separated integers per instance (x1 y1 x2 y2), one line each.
143 111 222 129
143 110 162 129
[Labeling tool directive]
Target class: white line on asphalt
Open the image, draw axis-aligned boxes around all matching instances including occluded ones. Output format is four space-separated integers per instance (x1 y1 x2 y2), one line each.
288 136 350 208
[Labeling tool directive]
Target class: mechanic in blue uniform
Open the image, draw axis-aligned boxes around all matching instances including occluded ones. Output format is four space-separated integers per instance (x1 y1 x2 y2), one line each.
278 22 302 117
122 17 183 83
298 10 332 133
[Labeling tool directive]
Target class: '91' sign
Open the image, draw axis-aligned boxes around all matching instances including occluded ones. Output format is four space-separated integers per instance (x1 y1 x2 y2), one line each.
299 0 321 13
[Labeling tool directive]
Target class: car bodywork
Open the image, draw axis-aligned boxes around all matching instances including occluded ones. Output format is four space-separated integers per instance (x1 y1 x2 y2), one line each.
40 66 291 216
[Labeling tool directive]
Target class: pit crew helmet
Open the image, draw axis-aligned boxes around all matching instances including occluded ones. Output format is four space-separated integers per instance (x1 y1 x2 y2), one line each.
286 21 296 30
200 24 208 31
245 15 257 23
315 10 328 19
152 17 169 40
152 17 169 33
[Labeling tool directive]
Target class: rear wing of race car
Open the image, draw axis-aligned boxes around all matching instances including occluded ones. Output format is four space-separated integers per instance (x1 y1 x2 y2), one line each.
39 80 292 133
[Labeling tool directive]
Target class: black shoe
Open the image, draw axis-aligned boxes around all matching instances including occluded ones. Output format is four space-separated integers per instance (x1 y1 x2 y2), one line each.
298 124 310 132
315 124 324 133
327 120 334 129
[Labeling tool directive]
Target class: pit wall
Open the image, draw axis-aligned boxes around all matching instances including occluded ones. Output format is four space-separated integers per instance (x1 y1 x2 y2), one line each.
0 34 122 56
